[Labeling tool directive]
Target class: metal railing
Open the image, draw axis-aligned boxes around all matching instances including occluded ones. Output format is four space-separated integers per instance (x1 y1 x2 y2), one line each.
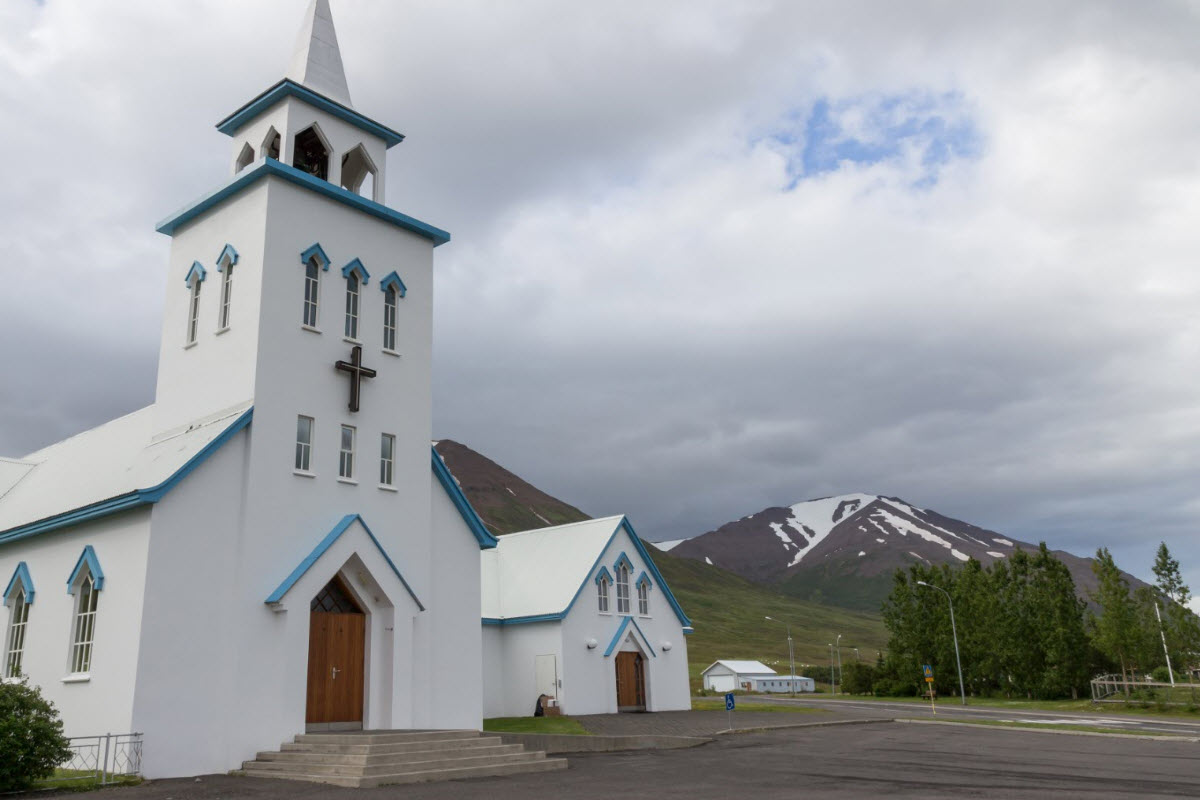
35 732 143 787
1091 674 1200 705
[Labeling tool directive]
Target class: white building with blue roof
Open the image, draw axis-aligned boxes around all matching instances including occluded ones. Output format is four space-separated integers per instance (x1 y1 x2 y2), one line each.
481 516 693 718
0 0 496 779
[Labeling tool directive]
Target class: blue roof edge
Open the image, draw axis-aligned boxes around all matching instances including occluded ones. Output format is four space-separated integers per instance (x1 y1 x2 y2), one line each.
216 79 405 148
154 159 451 246
0 407 254 546
432 447 499 550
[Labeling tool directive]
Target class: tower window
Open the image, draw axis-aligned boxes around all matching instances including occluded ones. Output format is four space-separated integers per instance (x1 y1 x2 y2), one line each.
187 279 201 345
218 260 233 330
70 573 99 675
380 433 395 486
295 415 314 472
235 142 255 173
339 424 356 480
293 126 329 181
303 257 321 327
4 587 29 678
263 127 281 161
383 285 398 351
344 272 360 340
340 145 378 200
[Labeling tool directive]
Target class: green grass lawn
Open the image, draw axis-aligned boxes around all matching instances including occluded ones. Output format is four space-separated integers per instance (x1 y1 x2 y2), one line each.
483 716 590 735
691 698 825 713
919 718 1191 737
819 694 1200 719
34 769 142 791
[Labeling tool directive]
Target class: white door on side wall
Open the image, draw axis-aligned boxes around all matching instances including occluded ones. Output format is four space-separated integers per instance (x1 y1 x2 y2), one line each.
535 654 558 701
709 674 736 692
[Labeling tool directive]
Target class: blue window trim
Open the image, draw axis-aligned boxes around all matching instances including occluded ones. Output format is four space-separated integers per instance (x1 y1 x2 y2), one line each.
341 258 370 284
156 159 450 247
66 545 104 594
184 261 207 287
636 571 653 589
3 562 34 604
613 551 634 575
431 448 498 550
379 271 407 298
477 517 694 632
593 565 613 585
215 243 239 271
265 514 423 610
602 615 657 658
215 79 405 149
301 243 331 270
0 407 253 547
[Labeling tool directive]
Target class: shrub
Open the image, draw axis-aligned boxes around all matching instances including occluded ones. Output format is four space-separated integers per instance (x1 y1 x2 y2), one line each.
0 680 73 792
872 678 918 697
1151 666 1172 684
841 663 876 695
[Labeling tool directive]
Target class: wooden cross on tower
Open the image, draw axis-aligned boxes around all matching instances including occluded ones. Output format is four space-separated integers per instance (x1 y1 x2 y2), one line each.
334 345 376 413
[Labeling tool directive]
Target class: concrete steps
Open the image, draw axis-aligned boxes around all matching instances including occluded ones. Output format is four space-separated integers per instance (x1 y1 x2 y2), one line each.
243 730 568 788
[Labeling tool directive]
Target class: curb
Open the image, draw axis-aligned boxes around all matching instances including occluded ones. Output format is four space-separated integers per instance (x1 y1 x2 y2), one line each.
494 732 712 754
895 718 1200 742
717 718 897 736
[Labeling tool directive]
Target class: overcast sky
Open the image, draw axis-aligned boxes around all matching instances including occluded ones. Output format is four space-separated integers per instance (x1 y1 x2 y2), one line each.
2 1 1198 594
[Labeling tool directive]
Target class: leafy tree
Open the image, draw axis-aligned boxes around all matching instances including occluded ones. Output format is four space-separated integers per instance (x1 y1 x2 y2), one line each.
1089 547 1140 693
0 680 73 792
1151 542 1200 675
841 662 876 695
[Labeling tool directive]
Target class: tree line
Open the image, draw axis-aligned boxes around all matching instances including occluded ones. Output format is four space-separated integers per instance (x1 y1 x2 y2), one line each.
865 542 1199 699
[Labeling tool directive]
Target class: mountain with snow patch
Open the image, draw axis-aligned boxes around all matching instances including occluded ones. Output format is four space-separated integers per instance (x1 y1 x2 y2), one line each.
666 494 1147 612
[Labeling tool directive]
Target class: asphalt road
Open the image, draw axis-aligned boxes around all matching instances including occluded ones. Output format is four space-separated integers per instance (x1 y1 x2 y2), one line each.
745 694 1200 736
49 723 1200 799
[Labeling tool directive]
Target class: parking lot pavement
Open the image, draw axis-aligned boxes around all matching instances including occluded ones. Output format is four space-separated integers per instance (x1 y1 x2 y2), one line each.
57 722 1200 800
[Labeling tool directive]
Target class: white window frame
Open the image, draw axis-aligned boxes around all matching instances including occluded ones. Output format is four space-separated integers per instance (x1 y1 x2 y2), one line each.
69 573 98 676
4 589 30 679
637 580 650 617
379 433 395 486
383 285 398 352
616 564 630 615
339 424 356 480
597 575 610 614
303 257 321 329
295 415 314 473
344 273 360 341
218 259 233 331
186 279 201 346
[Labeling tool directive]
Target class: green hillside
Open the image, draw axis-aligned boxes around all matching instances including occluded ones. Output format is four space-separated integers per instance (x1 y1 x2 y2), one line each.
647 548 889 689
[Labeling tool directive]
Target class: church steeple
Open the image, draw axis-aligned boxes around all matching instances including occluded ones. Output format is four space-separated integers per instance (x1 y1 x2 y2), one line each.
287 0 353 108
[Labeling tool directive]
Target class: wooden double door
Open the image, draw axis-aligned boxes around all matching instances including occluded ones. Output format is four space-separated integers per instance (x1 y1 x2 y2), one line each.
306 579 365 727
615 651 646 711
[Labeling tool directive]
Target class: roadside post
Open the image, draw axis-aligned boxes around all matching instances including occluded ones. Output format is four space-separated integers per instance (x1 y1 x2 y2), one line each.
725 692 735 731
923 664 935 715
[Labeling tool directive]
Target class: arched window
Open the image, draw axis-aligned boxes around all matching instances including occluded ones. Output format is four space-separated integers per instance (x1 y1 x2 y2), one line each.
597 574 610 613
262 127 281 161
340 144 378 200
4 563 34 679
380 272 407 354
235 142 255 173
216 245 238 331
300 243 330 329
344 271 360 340
67 547 104 675
615 563 630 614
184 261 206 346
637 576 651 616
293 125 330 181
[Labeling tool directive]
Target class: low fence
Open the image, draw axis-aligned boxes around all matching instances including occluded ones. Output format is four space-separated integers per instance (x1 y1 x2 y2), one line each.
1091 674 1200 705
35 732 143 787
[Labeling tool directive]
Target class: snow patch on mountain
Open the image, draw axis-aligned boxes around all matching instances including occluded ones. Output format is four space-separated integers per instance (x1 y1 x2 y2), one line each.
769 523 800 551
784 493 877 567
873 508 969 561
987 551 1006 558
652 539 684 552
993 537 1014 547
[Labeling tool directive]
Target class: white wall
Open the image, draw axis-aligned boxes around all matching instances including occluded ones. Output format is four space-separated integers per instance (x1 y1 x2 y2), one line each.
481 621 562 719
0 508 151 739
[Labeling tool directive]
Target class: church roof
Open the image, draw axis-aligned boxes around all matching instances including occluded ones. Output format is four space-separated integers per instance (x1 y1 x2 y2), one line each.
0 403 253 545
288 0 353 108
480 515 693 630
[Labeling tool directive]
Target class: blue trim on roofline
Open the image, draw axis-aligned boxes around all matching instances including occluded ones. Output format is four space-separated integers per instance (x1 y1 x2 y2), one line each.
594 565 613 585
67 546 104 593
216 79 405 148
603 615 657 658
614 551 634 574
619 518 693 629
216 243 239 271
379 271 407 298
4 562 34 604
431 447 498 549
481 613 563 626
184 261 207 287
265 514 424 610
0 407 254 546
342 258 370 284
300 243 331 270
155 159 450 246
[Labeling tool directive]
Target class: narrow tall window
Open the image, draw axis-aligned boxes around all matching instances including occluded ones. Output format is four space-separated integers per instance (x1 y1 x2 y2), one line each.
70 574 99 674
383 285 398 351
616 564 630 614
4 589 29 678
303 257 321 327
218 261 233 330
344 273 360 340
379 433 395 486
187 280 201 345
339 425 356 479
638 580 650 616
295 415 314 472
597 575 610 613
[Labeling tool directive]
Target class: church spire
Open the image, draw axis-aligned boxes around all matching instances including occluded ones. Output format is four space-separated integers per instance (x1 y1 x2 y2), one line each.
287 0 353 108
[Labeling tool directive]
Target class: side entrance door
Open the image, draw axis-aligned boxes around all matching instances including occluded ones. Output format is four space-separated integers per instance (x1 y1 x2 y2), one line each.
615 651 646 711
306 577 366 728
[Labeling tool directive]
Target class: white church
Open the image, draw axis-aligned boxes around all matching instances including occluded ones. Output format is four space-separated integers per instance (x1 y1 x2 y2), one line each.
0 0 693 782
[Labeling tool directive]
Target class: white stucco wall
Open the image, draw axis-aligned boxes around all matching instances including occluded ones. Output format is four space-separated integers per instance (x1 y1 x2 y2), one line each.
481 621 563 719
0 509 151 739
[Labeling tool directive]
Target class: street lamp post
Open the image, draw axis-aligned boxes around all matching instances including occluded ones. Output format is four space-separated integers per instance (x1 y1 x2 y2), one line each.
765 616 797 697
916 580 967 706
835 634 843 695
828 643 836 695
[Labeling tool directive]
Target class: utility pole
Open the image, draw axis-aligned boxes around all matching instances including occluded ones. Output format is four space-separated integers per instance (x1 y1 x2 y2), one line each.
828 643 836 695
836 634 843 695
1154 603 1176 686
765 616 797 697
917 581 967 706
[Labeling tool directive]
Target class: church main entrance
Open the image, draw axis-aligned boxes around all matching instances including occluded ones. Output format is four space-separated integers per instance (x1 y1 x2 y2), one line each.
306 576 366 729
615 651 646 712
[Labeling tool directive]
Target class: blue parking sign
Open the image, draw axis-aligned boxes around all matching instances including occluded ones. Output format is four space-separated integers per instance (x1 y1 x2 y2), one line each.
725 693 735 711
